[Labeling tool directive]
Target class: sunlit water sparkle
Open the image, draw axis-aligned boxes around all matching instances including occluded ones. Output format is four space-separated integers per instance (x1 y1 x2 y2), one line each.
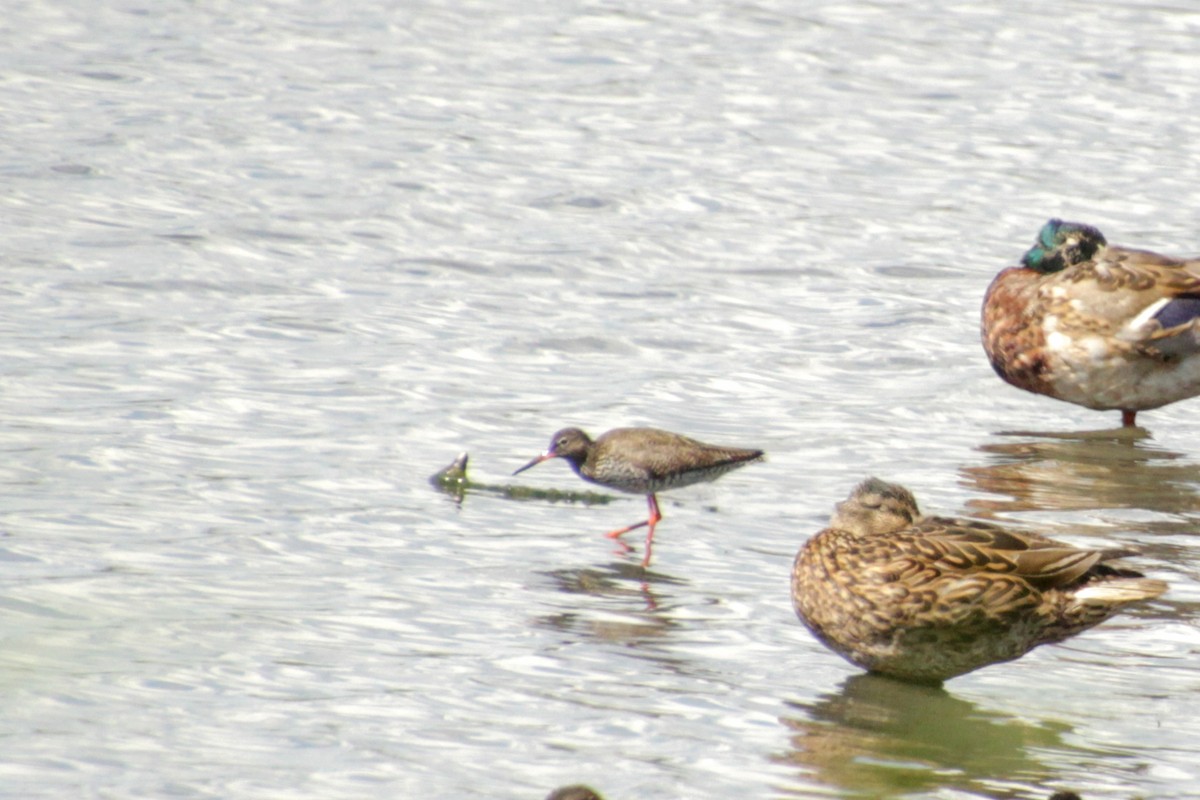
4 1 1200 798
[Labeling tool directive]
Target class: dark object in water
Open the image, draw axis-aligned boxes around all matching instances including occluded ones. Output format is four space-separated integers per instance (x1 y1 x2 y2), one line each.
429 452 614 505
545 785 604 800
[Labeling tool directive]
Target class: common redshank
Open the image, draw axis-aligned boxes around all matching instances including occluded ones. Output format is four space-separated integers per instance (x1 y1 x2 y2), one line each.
513 427 764 566
544 786 604 800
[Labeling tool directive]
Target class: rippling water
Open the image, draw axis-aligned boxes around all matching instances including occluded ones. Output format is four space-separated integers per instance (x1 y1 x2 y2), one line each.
4 1 1200 798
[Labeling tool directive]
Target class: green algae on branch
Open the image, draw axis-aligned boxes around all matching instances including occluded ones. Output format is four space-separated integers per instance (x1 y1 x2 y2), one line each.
429 452 614 505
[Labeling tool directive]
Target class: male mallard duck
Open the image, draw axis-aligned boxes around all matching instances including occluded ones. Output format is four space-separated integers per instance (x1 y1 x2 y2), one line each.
982 218 1200 427
514 427 763 567
791 478 1166 683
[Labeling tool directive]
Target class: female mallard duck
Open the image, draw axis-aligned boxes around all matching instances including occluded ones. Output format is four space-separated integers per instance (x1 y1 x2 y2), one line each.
982 218 1200 427
791 478 1166 683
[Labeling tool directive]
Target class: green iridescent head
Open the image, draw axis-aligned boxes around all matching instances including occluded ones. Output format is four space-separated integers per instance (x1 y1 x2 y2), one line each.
1021 219 1107 274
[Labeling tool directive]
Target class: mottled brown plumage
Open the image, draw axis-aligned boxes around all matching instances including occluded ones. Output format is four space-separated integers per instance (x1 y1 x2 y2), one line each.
545 785 605 800
514 427 763 566
982 219 1200 427
792 478 1166 683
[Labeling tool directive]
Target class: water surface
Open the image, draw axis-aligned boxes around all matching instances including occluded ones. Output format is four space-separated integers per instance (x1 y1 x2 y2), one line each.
3 1 1200 798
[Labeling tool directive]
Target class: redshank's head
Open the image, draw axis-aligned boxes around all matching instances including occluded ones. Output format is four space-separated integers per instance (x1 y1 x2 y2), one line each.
513 427 593 475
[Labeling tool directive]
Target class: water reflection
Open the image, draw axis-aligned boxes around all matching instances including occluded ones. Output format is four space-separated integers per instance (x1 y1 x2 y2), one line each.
533 565 685 641
962 428 1200 516
775 674 1074 798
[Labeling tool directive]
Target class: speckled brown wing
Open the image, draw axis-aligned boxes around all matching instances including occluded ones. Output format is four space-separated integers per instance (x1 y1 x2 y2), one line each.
904 517 1114 591
1090 245 1195 283
1064 248 1200 320
1094 248 1200 360
808 518 1102 630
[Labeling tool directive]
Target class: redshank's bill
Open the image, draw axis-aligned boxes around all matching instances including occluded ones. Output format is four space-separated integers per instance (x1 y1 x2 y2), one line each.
513 427 763 566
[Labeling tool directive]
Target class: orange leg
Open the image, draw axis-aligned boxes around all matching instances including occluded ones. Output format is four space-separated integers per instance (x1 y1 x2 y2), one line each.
1122 409 1137 428
640 494 662 567
604 494 663 567
603 518 648 539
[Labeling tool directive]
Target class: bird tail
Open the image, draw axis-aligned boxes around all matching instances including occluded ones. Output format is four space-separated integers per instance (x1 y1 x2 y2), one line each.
1073 577 1167 605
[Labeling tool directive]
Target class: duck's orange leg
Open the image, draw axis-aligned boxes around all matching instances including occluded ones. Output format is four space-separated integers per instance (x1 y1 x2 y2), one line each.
1122 409 1137 428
